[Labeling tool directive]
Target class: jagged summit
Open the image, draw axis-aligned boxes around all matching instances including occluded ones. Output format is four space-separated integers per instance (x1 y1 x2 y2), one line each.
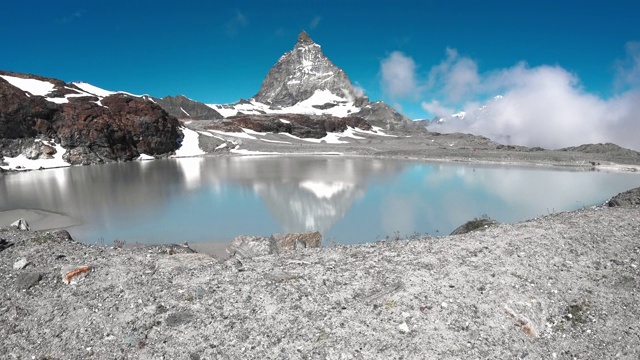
296 30 315 46
253 30 367 107
209 31 410 129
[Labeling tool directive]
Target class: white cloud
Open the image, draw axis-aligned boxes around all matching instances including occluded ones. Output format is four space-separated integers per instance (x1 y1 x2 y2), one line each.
420 100 455 118
422 46 640 151
615 41 640 90
56 10 85 24
380 51 419 99
310 16 322 30
353 83 366 98
225 10 248 36
428 48 480 101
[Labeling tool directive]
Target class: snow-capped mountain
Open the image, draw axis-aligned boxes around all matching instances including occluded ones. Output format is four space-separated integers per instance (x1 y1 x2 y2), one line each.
253 30 367 107
208 31 410 130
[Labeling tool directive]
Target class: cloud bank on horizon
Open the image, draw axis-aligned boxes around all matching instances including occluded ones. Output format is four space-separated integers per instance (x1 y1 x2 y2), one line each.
381 42 640 151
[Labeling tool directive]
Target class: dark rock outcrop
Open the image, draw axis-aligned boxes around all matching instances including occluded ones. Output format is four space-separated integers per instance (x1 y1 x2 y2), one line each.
0 76 58 139
0 71 184 165
151 95 223 120
208 113 371 139
607 187 640 207
450 217 499 235
353 101 411 130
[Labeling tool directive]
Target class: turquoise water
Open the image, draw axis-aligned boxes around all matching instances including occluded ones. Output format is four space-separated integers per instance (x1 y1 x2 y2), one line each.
1 156 638 246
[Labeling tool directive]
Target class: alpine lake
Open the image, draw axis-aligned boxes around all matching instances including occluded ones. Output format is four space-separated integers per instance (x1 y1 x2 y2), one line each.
1 156 639 252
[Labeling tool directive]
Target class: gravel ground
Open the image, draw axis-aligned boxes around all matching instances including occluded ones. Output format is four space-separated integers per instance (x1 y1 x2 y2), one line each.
1 203 639 359
2 129 640 359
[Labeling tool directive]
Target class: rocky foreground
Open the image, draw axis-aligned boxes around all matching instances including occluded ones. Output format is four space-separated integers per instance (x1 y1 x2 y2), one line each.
1 191 639 359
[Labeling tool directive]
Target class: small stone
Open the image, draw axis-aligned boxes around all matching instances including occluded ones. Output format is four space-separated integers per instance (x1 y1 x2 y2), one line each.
16 272 42 291
166 310 195 327
11 218 30 231
398 322 410 333
13 258 29 270
441 302 448 308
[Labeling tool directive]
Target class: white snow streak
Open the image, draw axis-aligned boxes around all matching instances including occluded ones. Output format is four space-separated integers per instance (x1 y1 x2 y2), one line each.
0 75 55 96
172 127 205 157
0 141 70 171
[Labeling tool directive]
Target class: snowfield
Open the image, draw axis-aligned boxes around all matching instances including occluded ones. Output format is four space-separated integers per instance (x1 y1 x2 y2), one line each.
208 89 361 118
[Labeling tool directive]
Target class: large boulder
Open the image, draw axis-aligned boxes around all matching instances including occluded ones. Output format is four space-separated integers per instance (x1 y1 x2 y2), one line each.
607 187 640 207
450 217 499 235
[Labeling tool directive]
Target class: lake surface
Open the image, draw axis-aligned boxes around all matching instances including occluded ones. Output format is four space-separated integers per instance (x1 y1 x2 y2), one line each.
1 156 639 247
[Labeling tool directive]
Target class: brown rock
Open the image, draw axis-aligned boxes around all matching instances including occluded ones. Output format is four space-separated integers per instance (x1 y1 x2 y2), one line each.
207 113 371 139
271 231 322 251
1 71 184 165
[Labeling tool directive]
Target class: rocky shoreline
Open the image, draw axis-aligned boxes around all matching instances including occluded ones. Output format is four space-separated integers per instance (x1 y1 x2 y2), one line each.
1 187 639 358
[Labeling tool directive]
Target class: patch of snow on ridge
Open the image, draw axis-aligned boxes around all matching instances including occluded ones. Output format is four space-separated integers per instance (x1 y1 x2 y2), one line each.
0 141 70 171
300 181 353 199
279 119 291 124
298 89 345 106
0 75 55 96
209 130 258 140
181 107 190 116
207 89 361 118
172 127 205 157
280 133 348 144
230 148 280 155
71 82 142 98
72 82 117 97
261 139 292 144
242 128 268 136
137 154 155 161
339 127 365 140
355 126 397 137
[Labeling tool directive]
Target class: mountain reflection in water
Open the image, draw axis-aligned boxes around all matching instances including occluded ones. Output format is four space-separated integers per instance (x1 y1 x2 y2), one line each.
0 156 638 246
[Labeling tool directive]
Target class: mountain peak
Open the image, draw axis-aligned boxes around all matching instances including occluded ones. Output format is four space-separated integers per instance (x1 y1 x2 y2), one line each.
253 31 364 107
297 30 315 46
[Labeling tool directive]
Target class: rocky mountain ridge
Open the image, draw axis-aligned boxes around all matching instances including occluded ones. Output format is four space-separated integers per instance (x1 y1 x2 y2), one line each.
151 95 223 120
206 31 411 130
0 71 183 167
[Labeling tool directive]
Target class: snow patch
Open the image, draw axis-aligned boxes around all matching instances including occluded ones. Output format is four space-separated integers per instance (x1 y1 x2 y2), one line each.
137 154 155 161
209 130 258 140
230 148 280 155
281 132 349 144
242 128 267 136
300 181 353 199
0 141 70 171
279 119 291 124
0 75 55 96
72 82 117 97
172 127 205 157
180 107 190 116
261 139 292 144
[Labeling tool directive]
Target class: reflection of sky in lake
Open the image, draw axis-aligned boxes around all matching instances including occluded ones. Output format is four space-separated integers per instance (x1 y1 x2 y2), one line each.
1 157 639 246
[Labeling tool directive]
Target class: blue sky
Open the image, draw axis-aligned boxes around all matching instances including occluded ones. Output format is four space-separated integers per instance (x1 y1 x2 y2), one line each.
1 1 638 126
